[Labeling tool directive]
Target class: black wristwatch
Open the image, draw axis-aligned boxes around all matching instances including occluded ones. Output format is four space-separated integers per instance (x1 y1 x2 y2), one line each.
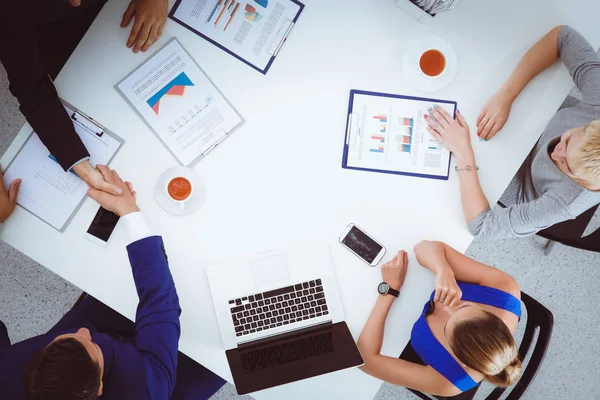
378 282 399 297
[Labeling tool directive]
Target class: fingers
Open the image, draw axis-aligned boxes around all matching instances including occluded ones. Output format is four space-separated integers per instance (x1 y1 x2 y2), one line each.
479 118 496 140
434 288 442 302
125 181 137 201
141 23 159 52
87 187 112 206
96 165 113 182
121 1 136 27
133 22 152 53
424 115 442 134
157 21 165 38
8 179 22 205
426 126 443 142
432 105 452 124
476 109 486 128
127 18 144 49
482 121 503 141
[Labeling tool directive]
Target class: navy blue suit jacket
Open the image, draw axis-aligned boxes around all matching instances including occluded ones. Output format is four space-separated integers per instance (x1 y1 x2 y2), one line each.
0 236 181 399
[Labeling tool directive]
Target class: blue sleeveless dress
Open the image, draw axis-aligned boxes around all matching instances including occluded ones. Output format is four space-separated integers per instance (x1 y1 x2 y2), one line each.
410 282 521 391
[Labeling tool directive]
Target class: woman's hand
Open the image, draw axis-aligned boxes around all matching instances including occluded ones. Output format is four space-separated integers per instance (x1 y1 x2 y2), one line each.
425 105 473 160
477 88 514 141
381 251 409 291
434 267 462 306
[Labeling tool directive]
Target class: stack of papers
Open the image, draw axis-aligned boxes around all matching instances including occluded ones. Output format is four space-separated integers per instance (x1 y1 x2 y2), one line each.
411 0 458 15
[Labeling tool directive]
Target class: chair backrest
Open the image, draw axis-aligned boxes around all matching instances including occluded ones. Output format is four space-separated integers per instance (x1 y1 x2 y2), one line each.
398 291 554 400
537 204 600 252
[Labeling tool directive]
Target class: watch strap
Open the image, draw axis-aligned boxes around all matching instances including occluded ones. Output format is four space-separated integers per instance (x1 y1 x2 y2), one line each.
387 287 400 297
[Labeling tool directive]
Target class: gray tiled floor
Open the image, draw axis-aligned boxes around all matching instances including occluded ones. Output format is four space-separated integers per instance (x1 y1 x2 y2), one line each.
2 64 600 400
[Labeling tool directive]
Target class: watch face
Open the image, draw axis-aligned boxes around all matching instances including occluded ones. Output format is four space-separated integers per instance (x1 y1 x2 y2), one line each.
378 282 389 294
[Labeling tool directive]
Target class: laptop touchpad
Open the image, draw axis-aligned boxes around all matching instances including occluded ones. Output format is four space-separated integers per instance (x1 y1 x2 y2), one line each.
251 254 290 287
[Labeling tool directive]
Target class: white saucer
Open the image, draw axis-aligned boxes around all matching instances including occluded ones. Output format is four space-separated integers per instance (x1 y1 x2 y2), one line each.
403 36 458 92
155 166 205 215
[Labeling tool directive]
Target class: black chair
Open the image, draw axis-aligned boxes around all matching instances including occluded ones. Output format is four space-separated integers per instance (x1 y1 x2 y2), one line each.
398 292 553 400
536 204 600 254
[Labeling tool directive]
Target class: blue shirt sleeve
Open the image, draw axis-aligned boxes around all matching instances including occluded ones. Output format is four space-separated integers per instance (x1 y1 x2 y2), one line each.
126 236 181 399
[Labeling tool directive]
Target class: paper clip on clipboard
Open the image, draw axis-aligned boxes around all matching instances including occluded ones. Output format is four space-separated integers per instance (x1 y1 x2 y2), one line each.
345 112 360 147
71 110 105 137
199 129 228 156
268 19 295 57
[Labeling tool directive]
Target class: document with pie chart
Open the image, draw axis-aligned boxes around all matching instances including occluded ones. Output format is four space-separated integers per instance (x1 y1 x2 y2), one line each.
169 0 304 73
116 38 243 166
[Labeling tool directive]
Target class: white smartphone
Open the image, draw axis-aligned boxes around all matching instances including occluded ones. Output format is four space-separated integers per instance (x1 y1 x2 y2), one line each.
339 223 386 266
85 207 120 247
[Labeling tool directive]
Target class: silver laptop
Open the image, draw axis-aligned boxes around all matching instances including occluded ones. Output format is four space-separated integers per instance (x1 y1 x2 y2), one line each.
206 243 363 394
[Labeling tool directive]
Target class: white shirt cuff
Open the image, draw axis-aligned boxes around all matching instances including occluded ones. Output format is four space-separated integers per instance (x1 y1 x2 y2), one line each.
121 212 152 244
69 156 91 172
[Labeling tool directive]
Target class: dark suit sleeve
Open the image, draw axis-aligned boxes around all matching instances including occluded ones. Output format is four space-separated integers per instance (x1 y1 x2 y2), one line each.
127 236 181 399
0 20 89 171
0 321 10 352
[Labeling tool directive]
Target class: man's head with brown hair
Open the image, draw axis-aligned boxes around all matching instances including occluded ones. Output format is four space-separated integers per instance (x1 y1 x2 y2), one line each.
26 328 104 400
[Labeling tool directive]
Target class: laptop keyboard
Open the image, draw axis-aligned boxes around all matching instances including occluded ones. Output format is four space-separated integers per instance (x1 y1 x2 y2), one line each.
228 279 329 337
240 331 334 373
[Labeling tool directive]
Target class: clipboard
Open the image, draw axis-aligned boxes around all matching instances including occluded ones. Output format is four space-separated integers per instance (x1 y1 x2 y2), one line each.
115 38 243 167
168 0 304 74
3 99 124 232
342 89 457 181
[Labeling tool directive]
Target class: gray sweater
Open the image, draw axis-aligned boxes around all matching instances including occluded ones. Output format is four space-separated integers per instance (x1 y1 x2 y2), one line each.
468 26 600 238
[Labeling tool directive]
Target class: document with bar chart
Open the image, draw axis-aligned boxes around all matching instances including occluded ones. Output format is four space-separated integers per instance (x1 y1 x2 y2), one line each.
116 38 243 166
169 0 304 73
342 90 457 180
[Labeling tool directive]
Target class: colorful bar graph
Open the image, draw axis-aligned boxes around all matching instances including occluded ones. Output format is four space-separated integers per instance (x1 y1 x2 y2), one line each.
370 149 384 153
215 0 231 26
373 115 387 123
401 144 411 153
224 2 240 31
403 136 411 144
401 117 413 126
371 135 385 141
207 0 222 23
380 126 386 133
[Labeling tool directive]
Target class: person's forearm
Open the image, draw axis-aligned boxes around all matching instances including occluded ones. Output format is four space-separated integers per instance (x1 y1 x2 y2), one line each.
357 295 395 358
502 26 563 101
456 152 490 224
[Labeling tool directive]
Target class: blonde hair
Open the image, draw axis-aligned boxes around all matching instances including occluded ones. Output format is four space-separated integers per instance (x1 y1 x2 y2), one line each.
449 311 522 387
572 120 600 185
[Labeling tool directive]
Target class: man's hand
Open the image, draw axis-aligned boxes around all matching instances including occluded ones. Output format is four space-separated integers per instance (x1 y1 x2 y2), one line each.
87 165 140 216
73 160 123 195
381 251 408 291
121 0 168 53
0 169 21 223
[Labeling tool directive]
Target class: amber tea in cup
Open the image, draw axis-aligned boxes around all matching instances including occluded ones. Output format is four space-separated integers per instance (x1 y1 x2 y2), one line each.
419 49 446 77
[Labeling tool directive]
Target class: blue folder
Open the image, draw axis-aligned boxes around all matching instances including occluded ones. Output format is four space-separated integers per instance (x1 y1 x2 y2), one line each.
169 0 304 74
342 89 457 181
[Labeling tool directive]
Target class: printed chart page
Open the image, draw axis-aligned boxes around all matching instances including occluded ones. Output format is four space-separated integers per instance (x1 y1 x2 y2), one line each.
3 105 122 231
170 0 303 72
345 93 455 179
116 39 242 166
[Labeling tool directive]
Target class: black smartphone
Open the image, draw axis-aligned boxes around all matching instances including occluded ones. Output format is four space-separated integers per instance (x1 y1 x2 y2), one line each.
86 207 120 246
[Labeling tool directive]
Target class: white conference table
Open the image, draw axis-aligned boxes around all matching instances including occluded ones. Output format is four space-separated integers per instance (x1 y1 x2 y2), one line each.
2 0 599 399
